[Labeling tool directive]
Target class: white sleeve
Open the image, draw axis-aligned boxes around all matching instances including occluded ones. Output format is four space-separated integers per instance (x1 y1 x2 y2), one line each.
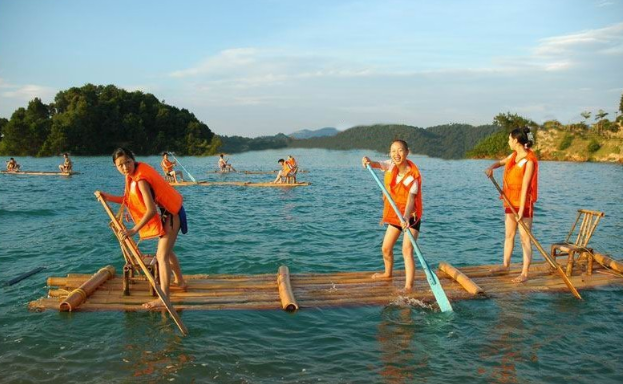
409 181 418 195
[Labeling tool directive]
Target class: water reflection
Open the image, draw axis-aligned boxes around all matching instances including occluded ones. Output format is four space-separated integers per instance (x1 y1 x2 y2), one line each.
376 306 428 383
121 311 194 381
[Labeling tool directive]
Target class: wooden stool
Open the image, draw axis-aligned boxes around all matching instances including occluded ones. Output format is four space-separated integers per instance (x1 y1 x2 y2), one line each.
122 254 158 296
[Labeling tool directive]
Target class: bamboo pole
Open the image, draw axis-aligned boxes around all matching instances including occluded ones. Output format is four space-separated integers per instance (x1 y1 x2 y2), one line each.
59 266 115 311
277 266 299 311
438 262 484 295
488 175 582 300
95 192 189 336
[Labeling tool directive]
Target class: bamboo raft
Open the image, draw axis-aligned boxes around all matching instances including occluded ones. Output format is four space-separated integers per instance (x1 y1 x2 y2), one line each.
170 181 311 187
1 171 80 176
29 253 623 313
207 170 309 175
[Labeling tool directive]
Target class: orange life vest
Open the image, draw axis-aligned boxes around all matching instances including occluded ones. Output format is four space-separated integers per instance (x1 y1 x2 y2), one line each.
502 150 538 208
382 160 423 226
124 162 183 240
281 162 290 174
286 158 297 171
161 158 174 173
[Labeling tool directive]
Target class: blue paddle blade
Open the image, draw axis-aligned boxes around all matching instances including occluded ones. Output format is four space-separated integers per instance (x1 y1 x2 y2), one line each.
366 164 453 312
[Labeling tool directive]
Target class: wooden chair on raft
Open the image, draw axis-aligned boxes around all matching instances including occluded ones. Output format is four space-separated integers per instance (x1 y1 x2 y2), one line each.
113 206 159 296
550 209 605 276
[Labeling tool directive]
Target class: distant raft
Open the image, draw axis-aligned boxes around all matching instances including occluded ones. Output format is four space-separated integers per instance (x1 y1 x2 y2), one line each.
170 181 311 187
0 171 80 176
207 170 309 175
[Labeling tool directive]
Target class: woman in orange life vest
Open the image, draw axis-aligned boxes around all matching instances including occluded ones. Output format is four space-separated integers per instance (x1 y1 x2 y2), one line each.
362 140 422 292
485 127 538 283
161 152 184 183
96 148 188 309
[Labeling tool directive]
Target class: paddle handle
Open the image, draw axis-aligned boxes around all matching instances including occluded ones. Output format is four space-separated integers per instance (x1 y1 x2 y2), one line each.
171 154 197 183
487 175 582 300
366 164 453 312
95 192 190 335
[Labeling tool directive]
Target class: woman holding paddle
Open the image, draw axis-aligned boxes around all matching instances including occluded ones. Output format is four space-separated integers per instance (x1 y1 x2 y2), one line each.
96 148 188 309
362 140 422 292
485 127 538 283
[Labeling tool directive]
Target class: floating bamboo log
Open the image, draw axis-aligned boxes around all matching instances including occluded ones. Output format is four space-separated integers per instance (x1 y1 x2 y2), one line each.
438 262 484 295
277 266 299 311
59 266 115 311
593 253 623 273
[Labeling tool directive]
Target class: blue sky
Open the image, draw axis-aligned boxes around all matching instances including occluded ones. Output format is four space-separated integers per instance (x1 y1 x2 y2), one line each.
1 0 622 137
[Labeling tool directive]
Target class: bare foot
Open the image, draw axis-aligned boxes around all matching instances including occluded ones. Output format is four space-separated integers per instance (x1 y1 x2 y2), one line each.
489 265 510 273
512 274 528 283
142 299 165 309
398 286 413 294
171 282 188 292
372 272 391 279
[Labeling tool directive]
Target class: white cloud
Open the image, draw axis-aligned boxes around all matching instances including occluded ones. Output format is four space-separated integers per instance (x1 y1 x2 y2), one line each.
533 22 623 58
0 82 56 102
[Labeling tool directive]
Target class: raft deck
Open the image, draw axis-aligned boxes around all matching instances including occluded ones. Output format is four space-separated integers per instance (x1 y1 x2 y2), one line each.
1 171 80 176
29 255 623 312
170 181 311 187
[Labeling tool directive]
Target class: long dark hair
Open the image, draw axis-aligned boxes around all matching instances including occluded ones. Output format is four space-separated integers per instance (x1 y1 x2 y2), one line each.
510 127 534 148
112 148 135 163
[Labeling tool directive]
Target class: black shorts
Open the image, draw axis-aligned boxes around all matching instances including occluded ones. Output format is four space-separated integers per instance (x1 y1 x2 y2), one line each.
389 216 421 231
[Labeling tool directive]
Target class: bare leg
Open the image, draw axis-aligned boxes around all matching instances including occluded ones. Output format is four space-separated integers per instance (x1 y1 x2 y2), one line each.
513 217 533 283
143 213 182 309
491 214 516 273
372 226 401 279
401 227 419 291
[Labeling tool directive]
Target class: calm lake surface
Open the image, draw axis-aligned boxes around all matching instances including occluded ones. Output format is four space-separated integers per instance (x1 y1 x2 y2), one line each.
1 148 622 383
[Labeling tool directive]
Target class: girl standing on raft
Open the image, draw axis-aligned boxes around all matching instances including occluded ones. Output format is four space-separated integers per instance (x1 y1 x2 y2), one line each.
362 140 422 292
485 127 538 283
96 148 188 309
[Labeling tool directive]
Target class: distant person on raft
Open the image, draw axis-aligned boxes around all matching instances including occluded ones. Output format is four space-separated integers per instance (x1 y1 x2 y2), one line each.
96 148 188 309
6 158 21 172
161 152 184 183
59 153 73 173
362 139 422 292
218 154 236 173
485 127 538 283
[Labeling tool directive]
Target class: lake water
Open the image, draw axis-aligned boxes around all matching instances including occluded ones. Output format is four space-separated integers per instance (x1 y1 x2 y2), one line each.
1 148 622 383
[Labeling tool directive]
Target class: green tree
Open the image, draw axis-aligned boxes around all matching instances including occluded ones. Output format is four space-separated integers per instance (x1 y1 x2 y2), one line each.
2 84 220 156
467 112 537 158
587 139 601 153
0 98 52 156
581 111 592 121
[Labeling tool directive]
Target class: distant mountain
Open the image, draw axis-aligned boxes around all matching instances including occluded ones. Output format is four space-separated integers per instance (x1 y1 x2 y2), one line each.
219 133 291 154
289 127 339 139
289 123 499 159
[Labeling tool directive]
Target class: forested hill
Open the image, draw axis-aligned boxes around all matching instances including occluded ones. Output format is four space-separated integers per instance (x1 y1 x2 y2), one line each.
0 84 220 156
289 123 499 159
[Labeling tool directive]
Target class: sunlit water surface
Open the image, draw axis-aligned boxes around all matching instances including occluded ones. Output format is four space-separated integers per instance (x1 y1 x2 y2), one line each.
1 149 622 383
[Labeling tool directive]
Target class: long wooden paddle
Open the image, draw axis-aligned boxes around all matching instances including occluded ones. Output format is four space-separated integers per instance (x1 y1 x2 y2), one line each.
366 164 453 312
95 192 189 335
170 153 197 183
487 175 582 300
